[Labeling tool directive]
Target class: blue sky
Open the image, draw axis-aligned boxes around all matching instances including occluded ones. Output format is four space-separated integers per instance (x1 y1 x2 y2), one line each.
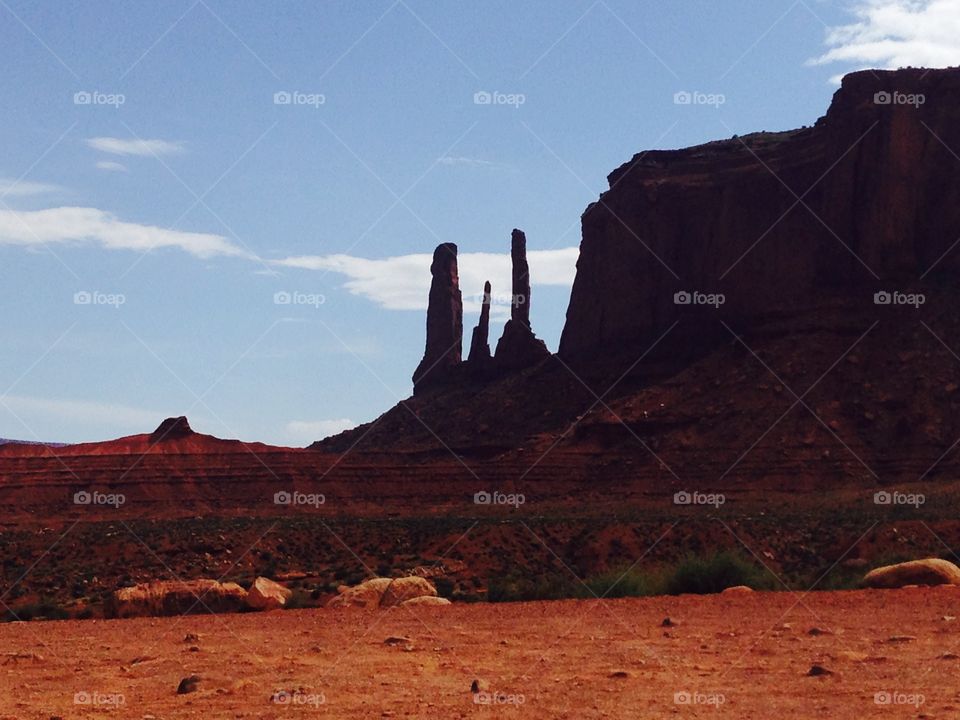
1 0 958 445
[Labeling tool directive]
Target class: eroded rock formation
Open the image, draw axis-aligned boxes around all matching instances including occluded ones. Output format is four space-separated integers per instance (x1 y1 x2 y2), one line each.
560 68 960 362
413 243 462 392
151 416 193 442
494 229 550 371
467 280 492 364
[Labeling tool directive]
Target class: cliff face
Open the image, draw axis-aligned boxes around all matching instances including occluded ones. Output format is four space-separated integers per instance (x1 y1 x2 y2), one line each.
560 68 960 360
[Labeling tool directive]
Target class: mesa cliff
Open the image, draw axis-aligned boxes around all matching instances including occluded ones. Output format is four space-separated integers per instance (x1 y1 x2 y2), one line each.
561 68 960 364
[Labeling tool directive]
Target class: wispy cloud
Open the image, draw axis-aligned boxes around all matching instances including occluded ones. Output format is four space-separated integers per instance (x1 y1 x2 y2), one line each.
86 137 185 157
812 0 960 80
274 246 579 315
0 207 249 259
437 155 501 168
0 394 165 435
0 177 61 198
95 161 128 172
286 418 356 443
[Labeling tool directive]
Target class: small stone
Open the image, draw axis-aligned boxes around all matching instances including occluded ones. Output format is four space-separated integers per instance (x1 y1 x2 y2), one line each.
808 627 833 636
885 635 917 643
807 665 833 677
609 670 630 679
470 679 489 693
183 633 199 643
661 617 676 627
176 675 200 694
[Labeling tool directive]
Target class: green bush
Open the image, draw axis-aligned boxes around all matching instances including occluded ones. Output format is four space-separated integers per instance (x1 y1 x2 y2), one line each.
487 551 775 602
663 551 774 595
3 599 70 622
585 567 662 598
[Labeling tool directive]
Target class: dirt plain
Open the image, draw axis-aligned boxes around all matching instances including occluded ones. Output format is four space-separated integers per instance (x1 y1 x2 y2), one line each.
2 587 958 719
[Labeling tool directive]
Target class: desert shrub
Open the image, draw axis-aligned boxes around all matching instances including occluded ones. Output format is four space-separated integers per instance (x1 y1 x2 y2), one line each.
284 589 313 609
585 567 663 598
488 552 774 602
487 572 587 602
662 551 774 595
4 599 70 622
809 565 863 591
433 577 455 598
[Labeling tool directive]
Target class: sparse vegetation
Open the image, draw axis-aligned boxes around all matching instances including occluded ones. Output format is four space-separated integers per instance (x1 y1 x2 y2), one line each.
489 551 774 602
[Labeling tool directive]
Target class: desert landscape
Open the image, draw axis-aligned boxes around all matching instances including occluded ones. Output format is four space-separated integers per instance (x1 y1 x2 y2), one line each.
4 591 960 718
3 2 960 717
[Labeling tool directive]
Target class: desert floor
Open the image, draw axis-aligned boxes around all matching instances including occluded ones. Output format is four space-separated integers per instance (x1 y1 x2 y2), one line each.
1 588 956 719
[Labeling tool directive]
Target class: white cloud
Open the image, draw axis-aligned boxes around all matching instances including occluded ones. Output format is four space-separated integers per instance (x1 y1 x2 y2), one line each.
0 395 164 434
286 418 357 443
0 206 250 259
813 0 960 80
0 177 60 197
86 137 185 157
438 155 499 168
96 161 128 172
274 246 579 315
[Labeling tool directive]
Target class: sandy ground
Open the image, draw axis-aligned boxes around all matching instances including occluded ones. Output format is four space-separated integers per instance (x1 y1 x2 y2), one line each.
1 588 957 719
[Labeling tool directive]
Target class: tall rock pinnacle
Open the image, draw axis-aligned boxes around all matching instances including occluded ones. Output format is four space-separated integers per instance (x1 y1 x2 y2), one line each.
413 243 463 392
495 229 550 371
510 229 531 328
467 280 492 364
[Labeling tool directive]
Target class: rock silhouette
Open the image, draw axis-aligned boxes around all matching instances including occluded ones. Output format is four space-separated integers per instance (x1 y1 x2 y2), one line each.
150 416 193 442
560 68 960 362
494 229 549 371
467 280 492 365
412 243 462 393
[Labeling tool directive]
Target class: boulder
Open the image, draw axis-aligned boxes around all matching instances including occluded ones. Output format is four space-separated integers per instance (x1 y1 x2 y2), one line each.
380 576 438 607
400 595 450 607
246 576 293 610
325 577 393 608
863 559 960 589
106 579 247 619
